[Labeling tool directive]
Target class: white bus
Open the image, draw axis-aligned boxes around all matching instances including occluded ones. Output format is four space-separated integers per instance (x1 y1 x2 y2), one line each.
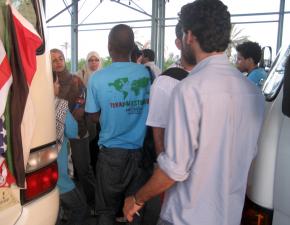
0 0 59 224
242 45 290 225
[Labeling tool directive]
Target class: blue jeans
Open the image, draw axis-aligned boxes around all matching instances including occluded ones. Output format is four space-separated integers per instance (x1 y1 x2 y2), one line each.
56 188 89 225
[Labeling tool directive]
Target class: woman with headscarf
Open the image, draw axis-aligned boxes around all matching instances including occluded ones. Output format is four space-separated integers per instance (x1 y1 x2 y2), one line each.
76 51 102 86
50 48 96 210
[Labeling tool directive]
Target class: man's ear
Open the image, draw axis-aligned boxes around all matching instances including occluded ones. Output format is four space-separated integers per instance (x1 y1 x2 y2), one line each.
248 57 255 66
175 38 182 50
185 30 195 45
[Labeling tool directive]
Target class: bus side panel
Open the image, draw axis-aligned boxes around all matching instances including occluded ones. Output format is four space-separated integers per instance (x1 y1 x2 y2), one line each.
29 51 56 149
272 111 290 224
247 91 283 209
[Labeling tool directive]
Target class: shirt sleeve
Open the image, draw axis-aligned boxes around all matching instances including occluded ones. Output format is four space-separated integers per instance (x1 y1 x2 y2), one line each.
248 69 266 87
85 76 100 113
146 78 170 128
64 111 78 138
157 82 201 182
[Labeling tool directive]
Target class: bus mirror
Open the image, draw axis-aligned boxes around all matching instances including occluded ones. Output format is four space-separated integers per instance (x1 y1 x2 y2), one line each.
260 46 272 72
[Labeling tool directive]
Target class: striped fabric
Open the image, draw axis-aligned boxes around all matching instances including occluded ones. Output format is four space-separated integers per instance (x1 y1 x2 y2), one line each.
0 39 12 117
5 3 42 187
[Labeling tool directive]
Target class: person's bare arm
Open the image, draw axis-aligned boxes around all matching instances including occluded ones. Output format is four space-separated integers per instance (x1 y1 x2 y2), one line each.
152 127 165 156
123 167 175 222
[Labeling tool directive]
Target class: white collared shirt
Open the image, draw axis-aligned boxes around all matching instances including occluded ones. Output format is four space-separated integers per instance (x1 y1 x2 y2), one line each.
158 54 265 225
145 61 162 78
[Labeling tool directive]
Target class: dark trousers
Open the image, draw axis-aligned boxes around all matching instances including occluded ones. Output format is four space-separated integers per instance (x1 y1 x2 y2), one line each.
157 218 174 225
70 136 96 206
95 148 149 225
56 188 89 225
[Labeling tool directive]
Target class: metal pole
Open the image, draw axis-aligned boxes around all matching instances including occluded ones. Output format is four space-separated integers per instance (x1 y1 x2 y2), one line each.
71 0 78 73
42 0 46 15
157 0 165 70
276 0 285 54
151 0 158 54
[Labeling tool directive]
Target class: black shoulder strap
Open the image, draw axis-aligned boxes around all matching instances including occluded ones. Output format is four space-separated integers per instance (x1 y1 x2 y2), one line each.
161 67 188 81
145 66 155 84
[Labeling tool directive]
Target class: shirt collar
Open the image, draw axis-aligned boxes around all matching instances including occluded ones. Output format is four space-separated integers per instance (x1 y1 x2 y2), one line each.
190 53 228 75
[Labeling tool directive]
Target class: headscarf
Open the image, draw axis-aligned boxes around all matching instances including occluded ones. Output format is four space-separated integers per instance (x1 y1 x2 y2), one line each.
76 51 102 86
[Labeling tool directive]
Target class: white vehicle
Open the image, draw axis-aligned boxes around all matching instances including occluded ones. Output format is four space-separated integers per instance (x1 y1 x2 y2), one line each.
0 0 59 225
242 45 290 225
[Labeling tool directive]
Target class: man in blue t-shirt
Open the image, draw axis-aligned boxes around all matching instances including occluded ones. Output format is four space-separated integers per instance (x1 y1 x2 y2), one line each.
85 24 150 225
236 41 268 88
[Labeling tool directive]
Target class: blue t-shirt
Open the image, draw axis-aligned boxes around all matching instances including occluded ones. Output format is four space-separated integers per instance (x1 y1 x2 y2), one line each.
247 67 267 87
85 62 150 149
57 111 78 194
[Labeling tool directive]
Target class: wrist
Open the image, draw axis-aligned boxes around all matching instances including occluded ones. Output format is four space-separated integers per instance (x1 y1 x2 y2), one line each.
132 194 144 207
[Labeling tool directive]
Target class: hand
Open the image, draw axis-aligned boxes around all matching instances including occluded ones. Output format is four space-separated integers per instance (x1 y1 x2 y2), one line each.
123 196 143 222
72 108 84 121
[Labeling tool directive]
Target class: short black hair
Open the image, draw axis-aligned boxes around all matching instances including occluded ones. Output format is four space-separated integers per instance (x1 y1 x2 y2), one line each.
142 49 155 61
236 41 262 65
179 0 231 53
109 24 134 57
175 21 183 40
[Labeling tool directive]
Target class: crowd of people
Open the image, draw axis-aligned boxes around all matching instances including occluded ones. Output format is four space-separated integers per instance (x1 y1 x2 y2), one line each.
50 0 267 225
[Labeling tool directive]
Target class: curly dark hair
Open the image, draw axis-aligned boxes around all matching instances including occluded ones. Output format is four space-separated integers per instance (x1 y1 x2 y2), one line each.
175 21 183 40
236 41 262 65
142 49 155 61
179 0 231 53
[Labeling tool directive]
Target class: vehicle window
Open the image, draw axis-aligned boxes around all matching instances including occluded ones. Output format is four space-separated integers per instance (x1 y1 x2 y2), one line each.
12 0 37 28
0 0 45 54
263 45 290 101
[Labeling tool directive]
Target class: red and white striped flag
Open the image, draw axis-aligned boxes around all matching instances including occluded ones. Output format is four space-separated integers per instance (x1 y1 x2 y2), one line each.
0 39 12 117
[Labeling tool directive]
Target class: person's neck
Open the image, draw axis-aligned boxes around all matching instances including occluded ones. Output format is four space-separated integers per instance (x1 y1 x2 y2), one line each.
180 57 194 72
248 65 258 73
111 56 130 62
196 51 223 63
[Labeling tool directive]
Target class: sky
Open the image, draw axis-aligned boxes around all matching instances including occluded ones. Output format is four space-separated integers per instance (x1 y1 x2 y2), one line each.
45 0 290 62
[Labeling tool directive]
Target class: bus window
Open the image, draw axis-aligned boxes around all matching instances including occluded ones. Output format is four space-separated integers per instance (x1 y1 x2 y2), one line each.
5 0 46 54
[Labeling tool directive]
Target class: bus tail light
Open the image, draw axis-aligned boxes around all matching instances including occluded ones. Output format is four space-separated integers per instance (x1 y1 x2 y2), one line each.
21 143 58 204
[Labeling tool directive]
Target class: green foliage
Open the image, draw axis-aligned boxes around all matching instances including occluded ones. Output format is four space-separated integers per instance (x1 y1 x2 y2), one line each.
66 57 112 72
68 54 177 72
78 58 86 70
163 53 179 70
65 61 71 70
102 56 112 68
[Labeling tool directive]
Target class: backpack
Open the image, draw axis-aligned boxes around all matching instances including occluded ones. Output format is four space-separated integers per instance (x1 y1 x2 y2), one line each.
142 66 189 170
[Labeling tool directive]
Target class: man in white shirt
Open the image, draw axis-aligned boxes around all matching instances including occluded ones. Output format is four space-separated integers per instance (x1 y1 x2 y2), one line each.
141 49 162 78
123 1 265 225
146 21 195 156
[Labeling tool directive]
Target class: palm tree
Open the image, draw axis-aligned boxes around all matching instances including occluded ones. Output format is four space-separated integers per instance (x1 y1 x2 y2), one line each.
226 24 249 63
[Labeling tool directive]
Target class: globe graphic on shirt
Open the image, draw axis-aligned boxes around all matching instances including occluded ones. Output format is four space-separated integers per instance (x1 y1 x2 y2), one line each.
109 77 150 99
